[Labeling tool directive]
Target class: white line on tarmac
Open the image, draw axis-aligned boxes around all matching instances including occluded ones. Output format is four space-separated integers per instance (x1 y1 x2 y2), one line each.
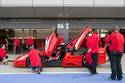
0 71 113 75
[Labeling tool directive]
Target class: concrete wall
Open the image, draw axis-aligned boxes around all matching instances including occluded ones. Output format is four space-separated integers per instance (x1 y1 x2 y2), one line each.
0 0 124 7
95 0 124 6
1 0 32 6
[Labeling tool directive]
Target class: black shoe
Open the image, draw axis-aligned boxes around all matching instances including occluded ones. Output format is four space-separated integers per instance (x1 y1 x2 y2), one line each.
92 72 98 74
37 72 41 74
108 76 116 80
89 69 97 74
117 76 123 80
36 68 41 74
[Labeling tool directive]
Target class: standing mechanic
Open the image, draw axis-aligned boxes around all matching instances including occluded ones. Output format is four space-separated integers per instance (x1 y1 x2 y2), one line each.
57 33 65 60
85 29 100 74
105 30 113 61
106 26 124 80
14 37 21 54
57 33 65 46
26 35 34 51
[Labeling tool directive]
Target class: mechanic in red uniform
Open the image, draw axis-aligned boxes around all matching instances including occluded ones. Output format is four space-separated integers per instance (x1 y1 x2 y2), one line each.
14 37 21 54
0 44 8 64
57 33 65 46
123 33 125 52
28 45 43 74
26 36 34 51
105 30 113 61
106 26 124 80
56 33 65 60
85 29 100 74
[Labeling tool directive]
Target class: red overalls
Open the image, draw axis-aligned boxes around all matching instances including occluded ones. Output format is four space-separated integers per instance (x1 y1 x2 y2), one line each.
28 49 42 67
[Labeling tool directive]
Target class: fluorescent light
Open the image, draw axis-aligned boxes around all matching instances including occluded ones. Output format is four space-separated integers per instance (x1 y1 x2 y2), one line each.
84 22 113 23
11 22 43 24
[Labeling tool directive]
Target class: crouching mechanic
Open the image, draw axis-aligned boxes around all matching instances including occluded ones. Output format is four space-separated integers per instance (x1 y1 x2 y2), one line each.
0 44 8 64
28 45 43 74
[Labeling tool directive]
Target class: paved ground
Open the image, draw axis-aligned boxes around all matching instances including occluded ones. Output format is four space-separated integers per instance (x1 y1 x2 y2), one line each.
0 53 125 74
0 53 125 83
0 73 124 83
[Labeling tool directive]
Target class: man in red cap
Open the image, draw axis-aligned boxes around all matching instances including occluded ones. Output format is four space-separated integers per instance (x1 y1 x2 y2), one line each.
106 26 124 80
28 45 43 74
0 44 8 64
85 29 100 74
14 37 21 54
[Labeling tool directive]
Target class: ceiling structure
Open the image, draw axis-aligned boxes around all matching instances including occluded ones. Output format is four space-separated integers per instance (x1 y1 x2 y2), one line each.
0 6 125 18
